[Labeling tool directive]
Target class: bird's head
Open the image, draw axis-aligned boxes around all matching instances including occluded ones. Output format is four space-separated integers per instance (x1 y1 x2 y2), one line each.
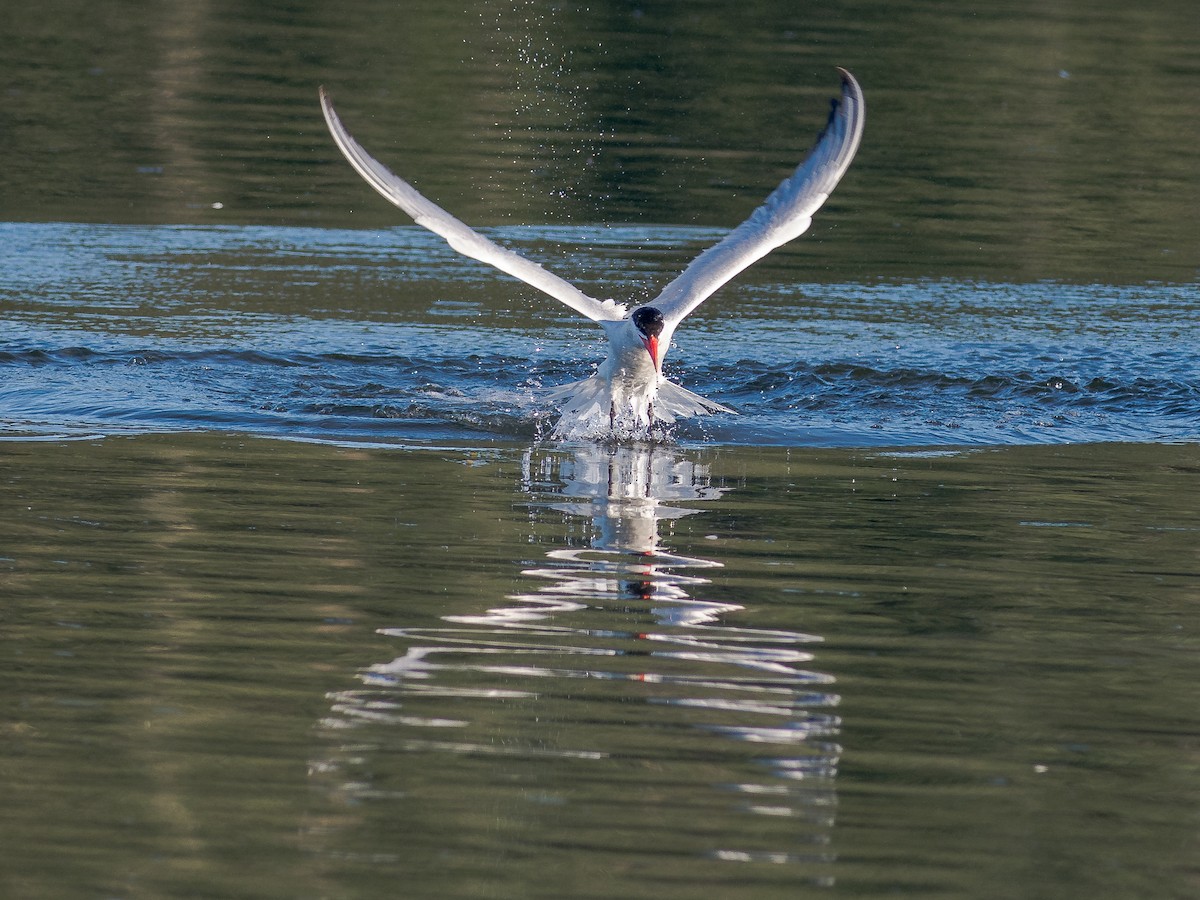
631 306 666 372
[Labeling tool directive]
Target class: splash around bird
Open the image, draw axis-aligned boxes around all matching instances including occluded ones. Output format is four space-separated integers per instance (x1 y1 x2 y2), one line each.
319 68 864 440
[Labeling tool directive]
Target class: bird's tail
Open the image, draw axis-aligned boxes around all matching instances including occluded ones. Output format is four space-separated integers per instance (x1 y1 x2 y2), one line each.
546 375 733 439
545 374 612 425
653 379 734 421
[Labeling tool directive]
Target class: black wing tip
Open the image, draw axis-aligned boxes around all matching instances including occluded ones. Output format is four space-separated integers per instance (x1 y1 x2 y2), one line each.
836 67 864 103
816 67 863 140
318 86 350 140
832 67 863 112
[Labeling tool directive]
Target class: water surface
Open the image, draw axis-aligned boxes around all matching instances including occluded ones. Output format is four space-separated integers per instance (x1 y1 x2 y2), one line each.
1 437 1196 898
4 222 1197 447
1 1 1198 898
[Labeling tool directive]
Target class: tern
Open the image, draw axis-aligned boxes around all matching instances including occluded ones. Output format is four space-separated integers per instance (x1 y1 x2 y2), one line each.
319 68 864 438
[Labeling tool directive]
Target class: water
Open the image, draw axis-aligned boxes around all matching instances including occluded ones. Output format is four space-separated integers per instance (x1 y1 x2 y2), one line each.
2 1 1199 897
4 222 1197 447
2 437 1196 898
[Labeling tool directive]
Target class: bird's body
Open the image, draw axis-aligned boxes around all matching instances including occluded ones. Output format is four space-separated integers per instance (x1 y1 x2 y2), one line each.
547 318 725 437
319 69 865 439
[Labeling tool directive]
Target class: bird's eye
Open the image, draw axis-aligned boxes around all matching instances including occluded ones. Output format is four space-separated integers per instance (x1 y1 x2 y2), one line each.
632 307 664 337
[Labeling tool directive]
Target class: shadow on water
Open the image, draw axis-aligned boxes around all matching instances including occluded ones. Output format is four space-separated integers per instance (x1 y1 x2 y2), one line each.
314 442 841 886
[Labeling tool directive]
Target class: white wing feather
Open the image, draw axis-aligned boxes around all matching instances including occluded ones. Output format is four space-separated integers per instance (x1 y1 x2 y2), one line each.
652 68 865 326
319 87 627 324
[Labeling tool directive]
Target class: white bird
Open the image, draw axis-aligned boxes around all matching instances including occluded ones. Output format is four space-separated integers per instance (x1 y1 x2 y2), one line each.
319 69 864 439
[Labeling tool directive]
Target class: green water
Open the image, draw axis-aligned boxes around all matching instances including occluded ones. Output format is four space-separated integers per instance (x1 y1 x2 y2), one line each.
2 0 1199 896
3 0 1199 282
1 436 1195 897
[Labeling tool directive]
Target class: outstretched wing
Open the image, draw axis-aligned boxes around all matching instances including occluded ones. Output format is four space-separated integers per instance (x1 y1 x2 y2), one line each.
319 87 627 323
651 68 865 326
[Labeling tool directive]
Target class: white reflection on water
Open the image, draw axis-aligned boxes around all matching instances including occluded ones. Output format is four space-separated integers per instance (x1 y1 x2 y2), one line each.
317 442 840 870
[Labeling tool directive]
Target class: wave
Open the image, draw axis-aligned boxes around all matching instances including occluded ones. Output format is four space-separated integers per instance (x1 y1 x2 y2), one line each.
1 340 1197 445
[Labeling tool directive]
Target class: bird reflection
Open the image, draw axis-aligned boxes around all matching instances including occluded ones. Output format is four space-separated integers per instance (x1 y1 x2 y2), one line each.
512 442 735 623
316 442 840 874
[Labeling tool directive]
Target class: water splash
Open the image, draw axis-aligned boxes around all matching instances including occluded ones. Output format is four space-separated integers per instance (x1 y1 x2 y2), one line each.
4 223 1197 447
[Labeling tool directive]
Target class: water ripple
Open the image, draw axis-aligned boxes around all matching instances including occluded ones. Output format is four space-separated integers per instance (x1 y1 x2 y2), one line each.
314 444 841 865
3 222 1197 445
